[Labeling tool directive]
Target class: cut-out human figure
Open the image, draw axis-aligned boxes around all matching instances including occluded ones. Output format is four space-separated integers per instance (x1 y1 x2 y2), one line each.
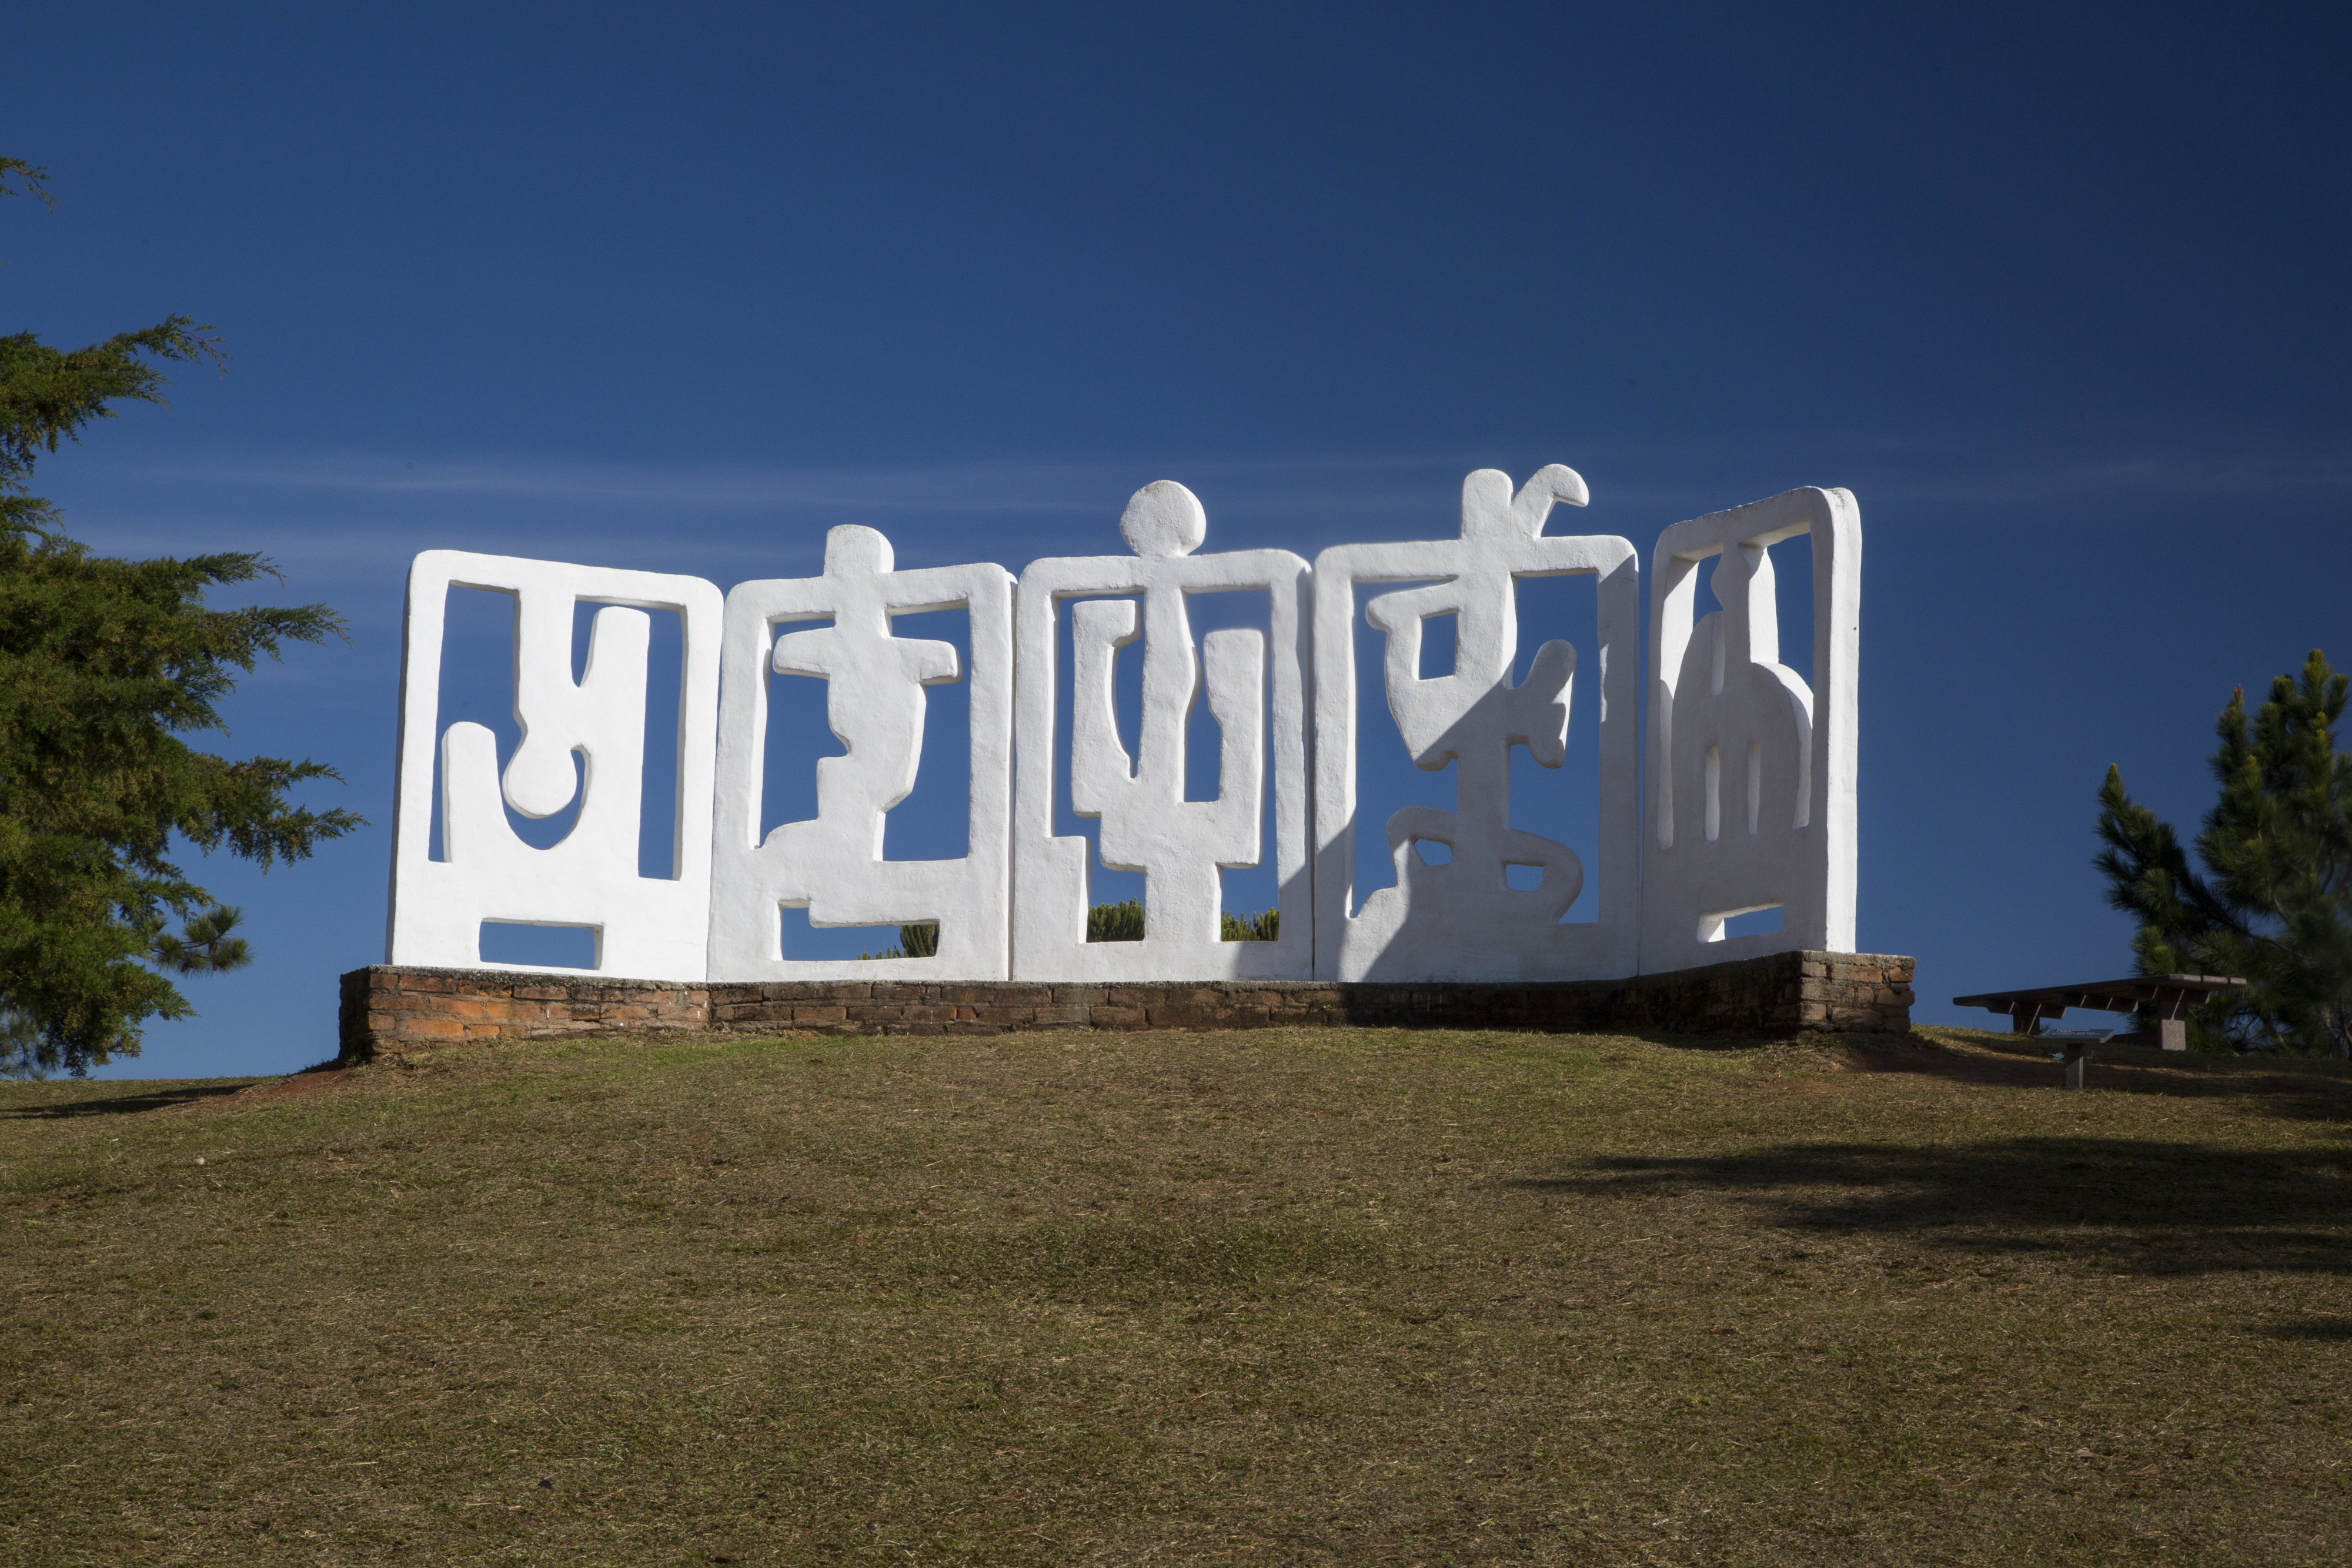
1641 487 1860 972
388 552 722 981
1667 544 1813 848
1067 493 1265 957
707 524 1015 981
770 528 962 861
440 599 649 870
1360 468 1593 934
1013 481 1312 981
1312 466 1641 982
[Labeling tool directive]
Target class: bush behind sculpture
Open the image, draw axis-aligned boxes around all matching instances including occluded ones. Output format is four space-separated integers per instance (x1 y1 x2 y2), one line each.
1088 900 1145 944
857 904 1275 955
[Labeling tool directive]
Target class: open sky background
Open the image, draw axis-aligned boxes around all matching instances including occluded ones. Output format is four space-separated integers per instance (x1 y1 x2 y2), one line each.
7 1 2347 1078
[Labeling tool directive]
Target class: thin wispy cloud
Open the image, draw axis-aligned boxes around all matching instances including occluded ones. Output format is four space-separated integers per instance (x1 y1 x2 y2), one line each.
55 438 2352 596
152 436 2352 512
168 453 1118 512
146 445 1769 518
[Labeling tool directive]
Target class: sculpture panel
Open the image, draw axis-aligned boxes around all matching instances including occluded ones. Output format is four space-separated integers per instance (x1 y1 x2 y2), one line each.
1639 486 1860 972
1312 467 1642 982
1011 482 1313 981
387 551 721 980
707 526 1014 981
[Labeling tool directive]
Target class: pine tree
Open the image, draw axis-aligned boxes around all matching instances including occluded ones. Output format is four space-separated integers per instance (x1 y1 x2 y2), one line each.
2094 650 2352 1055
0 157 363 1075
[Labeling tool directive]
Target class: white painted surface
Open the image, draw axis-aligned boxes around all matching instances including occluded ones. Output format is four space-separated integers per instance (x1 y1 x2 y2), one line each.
707 526 1015 982
386 551 721 979
1011 482 1312 980
1640 487 1860 972
384 474 1865 987
1312 467 1642 982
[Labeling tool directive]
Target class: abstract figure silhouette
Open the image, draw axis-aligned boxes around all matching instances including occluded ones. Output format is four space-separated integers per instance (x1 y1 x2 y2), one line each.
387 551 722 979
1013 481 1311 981
1641 486 1859 971
708 524 1014 981
1312 466 1641 982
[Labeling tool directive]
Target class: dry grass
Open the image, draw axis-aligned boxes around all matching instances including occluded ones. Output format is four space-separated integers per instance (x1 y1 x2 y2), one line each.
2 1024 2348 1566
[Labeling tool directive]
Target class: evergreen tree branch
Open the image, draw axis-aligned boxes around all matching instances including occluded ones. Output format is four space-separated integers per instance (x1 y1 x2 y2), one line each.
0 158 54 210
2100 653 2352 1055
0 155 360 1074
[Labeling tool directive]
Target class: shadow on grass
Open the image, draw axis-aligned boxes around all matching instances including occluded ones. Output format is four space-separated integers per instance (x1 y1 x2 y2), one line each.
2254 1318 2352 1341
0 1084 250 1119
1895 1031 2352 1116
1514 1138 2352 1276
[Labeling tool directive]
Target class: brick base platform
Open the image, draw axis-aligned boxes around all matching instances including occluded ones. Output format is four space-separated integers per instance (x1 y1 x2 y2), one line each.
338 950 1914 1060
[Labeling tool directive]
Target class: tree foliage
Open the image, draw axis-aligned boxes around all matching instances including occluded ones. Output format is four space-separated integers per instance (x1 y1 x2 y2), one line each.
854 921 940 961
851 905 1278 955
1087 900 1145 943
1220 907 1279 942
0 156 362 1075
2095 650 2352 1055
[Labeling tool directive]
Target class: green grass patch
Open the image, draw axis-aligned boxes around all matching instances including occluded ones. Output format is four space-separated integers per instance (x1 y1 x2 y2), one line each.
2 1024 2347 1564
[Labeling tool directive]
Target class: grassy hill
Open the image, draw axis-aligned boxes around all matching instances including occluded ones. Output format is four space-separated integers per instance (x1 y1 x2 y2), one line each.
4 1025 2348 1566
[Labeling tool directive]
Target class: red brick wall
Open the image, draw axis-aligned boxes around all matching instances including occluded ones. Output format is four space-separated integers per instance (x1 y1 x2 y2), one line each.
339 951 1915 1060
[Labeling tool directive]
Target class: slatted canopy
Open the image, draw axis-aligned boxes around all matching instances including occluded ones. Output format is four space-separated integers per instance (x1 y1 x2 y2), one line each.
1951 974 2246 1035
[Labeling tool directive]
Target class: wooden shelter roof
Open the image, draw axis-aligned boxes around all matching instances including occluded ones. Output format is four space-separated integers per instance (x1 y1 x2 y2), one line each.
1952 974 2246 1014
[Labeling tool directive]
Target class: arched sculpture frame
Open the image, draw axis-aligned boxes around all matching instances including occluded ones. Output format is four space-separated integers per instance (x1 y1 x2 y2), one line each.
1639 486 1860 973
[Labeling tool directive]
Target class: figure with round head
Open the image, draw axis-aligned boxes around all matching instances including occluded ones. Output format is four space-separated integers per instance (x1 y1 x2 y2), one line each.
1642 486 1861 971
1013 481 1313 982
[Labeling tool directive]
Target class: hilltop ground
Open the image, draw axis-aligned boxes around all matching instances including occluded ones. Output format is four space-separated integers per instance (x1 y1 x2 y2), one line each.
2 1025 2347 1567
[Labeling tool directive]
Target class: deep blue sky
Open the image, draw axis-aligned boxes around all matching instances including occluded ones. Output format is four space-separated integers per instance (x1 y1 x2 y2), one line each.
8 2 2347 1077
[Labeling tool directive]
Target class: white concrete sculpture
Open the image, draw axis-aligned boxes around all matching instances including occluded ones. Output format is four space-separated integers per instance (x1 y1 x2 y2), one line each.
387 551 723 980
1012 482 1312 981
382 469 1866 988
707 525 1015 981
1639 486 1860 973
1312 467 1642 982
